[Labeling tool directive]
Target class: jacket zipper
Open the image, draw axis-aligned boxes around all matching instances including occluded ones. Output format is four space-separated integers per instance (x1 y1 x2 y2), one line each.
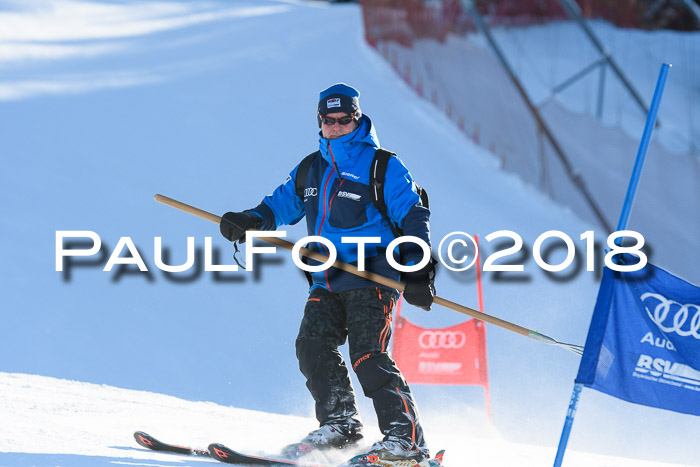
317 142 344 290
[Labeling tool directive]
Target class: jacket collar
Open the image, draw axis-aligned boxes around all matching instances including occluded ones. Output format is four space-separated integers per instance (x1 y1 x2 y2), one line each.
318 115 380 166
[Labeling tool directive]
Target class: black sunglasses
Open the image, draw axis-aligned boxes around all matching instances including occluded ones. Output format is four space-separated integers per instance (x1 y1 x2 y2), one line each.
320 113 355 126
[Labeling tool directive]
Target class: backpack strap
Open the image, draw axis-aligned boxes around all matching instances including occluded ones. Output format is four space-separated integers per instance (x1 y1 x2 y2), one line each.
370 148 403 238
371 148 436 274
295 150 321 200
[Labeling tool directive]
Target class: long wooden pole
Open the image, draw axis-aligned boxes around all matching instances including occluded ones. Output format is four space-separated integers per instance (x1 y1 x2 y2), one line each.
154 193 583 355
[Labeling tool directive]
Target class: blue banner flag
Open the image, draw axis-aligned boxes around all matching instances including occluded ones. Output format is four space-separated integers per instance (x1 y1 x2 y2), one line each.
576 256 700 416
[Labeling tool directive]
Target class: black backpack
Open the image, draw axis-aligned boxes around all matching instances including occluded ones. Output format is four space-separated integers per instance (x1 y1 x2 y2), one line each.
294 148 429 238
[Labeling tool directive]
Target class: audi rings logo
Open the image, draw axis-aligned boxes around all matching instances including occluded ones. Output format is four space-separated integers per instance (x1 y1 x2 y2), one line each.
304 187 317 198
418 331 466 349
641 292 700 339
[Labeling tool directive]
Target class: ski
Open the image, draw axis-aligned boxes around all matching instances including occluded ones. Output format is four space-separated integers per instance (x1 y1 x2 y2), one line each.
208 443 445 467
208 442 333 466
135 431 331 465
134 431 445 467
134 431 211 458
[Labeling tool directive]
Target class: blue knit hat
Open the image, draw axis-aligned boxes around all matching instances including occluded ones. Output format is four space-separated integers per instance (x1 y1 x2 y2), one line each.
317 83 362 127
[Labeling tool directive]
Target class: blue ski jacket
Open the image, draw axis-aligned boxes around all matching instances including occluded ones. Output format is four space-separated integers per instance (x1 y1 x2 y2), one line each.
248 114 431 292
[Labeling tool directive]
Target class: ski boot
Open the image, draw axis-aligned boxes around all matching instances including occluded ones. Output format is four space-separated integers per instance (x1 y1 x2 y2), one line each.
342 439 444 467
280 423 363 459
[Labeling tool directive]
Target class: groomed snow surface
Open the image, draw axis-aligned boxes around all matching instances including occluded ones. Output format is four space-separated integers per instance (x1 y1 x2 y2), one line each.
0 373 691 467
1 1 698 466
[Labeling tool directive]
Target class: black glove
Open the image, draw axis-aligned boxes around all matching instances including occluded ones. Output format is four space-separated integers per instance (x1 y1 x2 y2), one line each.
402 260 436 311
219 211 262 243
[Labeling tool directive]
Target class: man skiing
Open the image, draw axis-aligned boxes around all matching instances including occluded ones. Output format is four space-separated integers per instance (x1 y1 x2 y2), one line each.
219 83 435 464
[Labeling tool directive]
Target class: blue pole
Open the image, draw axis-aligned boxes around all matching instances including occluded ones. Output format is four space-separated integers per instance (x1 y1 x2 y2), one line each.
616 63 671 232
553 383 582 467
552 63 671 467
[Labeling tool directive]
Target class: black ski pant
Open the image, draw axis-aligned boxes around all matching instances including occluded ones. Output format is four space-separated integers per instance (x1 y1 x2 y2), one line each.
295 286 427 453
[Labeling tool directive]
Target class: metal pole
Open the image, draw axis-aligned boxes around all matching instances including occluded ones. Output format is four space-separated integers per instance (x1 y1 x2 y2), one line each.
460 0 613 234
596 62 606 121
557 0 653 121
680 0 700 26
549 57 606 97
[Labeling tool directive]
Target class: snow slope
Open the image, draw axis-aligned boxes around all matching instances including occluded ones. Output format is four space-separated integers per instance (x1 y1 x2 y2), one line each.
0 372 694 467
1 1 698 466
